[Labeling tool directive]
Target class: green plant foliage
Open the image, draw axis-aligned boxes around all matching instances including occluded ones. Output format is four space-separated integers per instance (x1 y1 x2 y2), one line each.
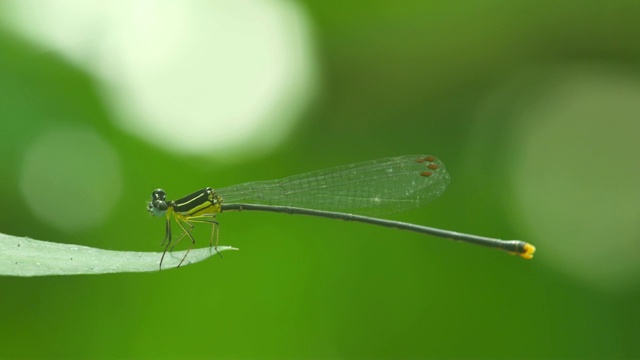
0 232 237 276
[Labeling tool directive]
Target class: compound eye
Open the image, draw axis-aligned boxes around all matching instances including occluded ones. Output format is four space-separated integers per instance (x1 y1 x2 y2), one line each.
151 189 167 201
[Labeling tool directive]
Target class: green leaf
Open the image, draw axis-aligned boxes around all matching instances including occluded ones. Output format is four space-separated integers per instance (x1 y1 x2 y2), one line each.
0 232 237 276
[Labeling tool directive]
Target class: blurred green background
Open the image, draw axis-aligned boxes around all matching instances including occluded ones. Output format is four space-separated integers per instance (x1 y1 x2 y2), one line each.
1 0 640 358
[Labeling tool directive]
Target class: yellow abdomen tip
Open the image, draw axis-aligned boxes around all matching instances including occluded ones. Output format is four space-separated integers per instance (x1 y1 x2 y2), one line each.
519 243 536 259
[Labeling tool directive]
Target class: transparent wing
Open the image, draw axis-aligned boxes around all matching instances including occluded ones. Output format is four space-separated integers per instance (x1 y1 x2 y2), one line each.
216 155 451 216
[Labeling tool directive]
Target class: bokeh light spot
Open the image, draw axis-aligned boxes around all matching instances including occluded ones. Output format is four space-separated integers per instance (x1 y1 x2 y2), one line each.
1 0 316 159
508 65 640 292
19 128 122 232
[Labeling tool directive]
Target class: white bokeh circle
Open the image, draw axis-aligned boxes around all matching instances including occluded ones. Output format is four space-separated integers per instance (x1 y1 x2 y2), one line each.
19 127 123 232
1 0 316 159
507 65 640 292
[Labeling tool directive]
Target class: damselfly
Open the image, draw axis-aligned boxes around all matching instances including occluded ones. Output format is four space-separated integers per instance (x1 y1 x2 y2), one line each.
147 155 535 269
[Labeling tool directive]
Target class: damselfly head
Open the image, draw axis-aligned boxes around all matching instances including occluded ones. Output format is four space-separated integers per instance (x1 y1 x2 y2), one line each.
148 188 169 216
